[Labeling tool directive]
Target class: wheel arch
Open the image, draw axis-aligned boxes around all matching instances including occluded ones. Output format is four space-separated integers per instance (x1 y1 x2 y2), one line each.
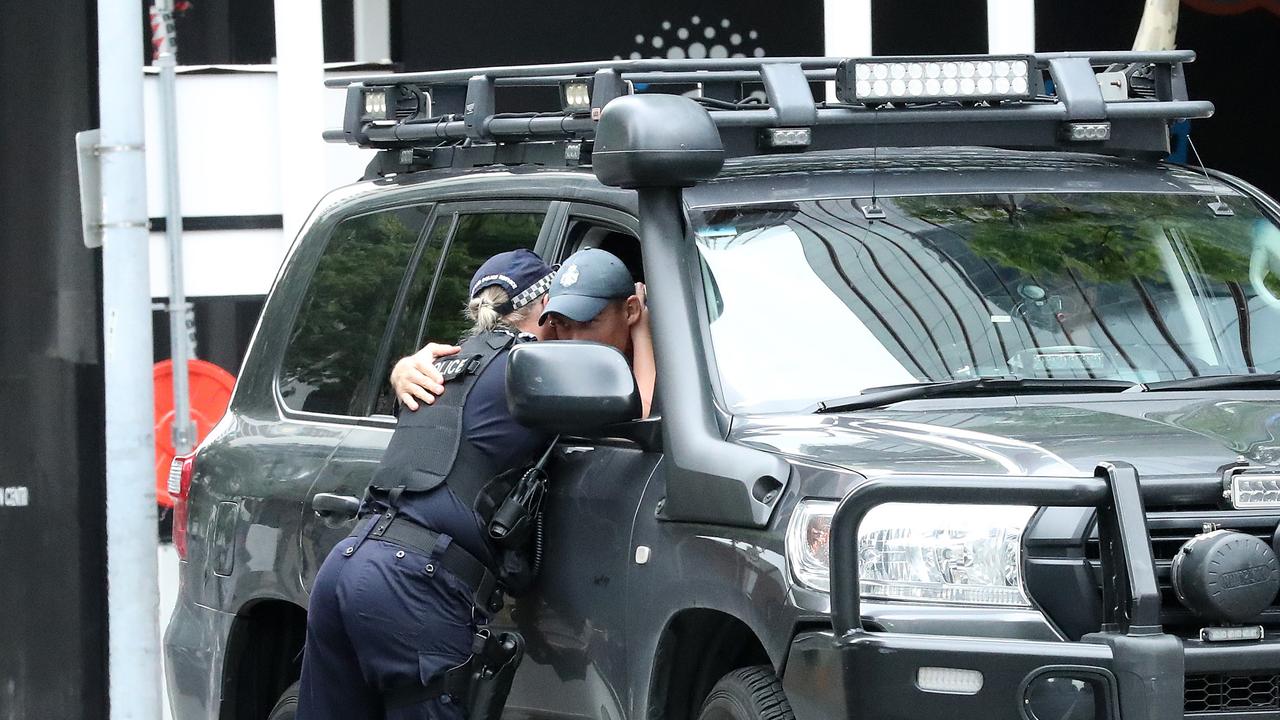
647 608 776 720
218 598 308 720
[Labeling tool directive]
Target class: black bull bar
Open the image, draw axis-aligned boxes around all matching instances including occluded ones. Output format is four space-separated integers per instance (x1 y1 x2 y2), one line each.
825 462 1207 720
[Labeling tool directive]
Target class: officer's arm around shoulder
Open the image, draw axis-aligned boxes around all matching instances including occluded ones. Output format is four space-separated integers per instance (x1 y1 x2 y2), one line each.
391 342 462 411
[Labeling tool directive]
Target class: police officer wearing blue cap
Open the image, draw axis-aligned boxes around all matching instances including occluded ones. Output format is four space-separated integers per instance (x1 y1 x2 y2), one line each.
539 248 656 418
297 249 557 720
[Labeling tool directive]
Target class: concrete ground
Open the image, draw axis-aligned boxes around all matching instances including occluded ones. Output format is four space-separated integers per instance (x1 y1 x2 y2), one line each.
159 541 179 720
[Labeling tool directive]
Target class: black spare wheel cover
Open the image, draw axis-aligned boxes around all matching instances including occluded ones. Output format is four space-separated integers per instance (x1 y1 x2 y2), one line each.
1171 530 1280 623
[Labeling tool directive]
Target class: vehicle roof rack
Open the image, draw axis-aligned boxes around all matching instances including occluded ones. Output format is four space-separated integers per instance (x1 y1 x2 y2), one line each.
323 51 1212 176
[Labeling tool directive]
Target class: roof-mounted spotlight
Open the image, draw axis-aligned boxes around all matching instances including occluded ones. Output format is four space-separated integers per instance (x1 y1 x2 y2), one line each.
357 85 428 124
362 88 391 120
560 80 593 114
560 72 631 118
341 83 430 145
836 56 1035 105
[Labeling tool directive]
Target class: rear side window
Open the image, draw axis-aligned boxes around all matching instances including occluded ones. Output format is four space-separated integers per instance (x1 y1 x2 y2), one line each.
421 212 545 344
385 216 453 372
278 206 432 416
370 216 453 416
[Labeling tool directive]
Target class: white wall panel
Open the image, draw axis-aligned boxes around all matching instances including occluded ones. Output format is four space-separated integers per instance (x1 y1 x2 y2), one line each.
143 71 282 217
142 69 375 218
149 228 286 298
142 67 377 298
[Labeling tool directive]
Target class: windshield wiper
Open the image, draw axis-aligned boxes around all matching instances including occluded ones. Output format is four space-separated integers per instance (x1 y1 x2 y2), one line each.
1140 372 1280 393
812 377 1139 413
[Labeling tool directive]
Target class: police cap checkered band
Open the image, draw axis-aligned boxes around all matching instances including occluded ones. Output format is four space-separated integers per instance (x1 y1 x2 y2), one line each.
469 249 555 306
508 271 556 310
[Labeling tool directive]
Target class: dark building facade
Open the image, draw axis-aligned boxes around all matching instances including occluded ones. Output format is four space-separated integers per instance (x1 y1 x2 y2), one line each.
0 1 108 718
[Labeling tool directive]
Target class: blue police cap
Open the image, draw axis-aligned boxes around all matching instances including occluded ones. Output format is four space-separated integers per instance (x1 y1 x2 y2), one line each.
539 248 634 325
469 249 556 310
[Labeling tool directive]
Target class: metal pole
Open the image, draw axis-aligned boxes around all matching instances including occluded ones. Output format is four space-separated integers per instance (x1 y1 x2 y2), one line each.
275 1 327 243
152 0 196 455
99 0 163 716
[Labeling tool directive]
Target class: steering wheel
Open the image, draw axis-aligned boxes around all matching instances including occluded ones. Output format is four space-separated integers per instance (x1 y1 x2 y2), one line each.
1250 221 1280 309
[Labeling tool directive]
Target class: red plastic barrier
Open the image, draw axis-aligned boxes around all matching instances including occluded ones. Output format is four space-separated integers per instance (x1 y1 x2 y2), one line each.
153 359 235 508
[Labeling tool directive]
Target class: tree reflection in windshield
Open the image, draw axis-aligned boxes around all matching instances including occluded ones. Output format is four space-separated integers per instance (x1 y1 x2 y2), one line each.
693 193 1280 414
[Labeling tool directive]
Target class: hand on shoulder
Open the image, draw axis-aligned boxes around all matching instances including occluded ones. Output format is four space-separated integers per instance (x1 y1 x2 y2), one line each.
391 342 460 410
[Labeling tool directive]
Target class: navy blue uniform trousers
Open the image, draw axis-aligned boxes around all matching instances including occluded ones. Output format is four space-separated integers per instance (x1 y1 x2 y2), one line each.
297 518 479 720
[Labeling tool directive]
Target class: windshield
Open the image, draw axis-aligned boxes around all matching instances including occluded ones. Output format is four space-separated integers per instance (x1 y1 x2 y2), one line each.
692 192 1280 413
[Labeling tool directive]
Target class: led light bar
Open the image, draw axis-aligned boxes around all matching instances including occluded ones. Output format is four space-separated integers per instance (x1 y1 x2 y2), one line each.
759 127 812 150
560 80 592 113
1229 474 1280 509
1200 625 1264 642
1062 121 1111 142
836 56 1034 104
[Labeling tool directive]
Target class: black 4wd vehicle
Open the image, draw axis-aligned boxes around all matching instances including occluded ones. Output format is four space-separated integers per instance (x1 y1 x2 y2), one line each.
166 52 1280 720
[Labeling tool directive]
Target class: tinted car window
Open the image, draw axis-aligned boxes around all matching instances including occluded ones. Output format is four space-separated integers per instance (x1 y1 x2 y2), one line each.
371 216 453 416
422 212 544 344
278 206 432 416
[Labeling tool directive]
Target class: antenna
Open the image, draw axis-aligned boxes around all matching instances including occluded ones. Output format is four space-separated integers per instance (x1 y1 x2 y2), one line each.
1187 134 1234 217
860 107 886 221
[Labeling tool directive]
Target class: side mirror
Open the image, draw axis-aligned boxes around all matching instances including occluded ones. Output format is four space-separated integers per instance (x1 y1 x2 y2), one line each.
506 341 640 433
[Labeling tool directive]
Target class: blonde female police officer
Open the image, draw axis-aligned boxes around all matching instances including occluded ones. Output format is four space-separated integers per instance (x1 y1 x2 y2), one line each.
297 249 557 720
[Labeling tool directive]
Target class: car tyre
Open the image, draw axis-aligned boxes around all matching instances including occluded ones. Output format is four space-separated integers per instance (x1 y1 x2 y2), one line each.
696 665 796 720
267 681 301 720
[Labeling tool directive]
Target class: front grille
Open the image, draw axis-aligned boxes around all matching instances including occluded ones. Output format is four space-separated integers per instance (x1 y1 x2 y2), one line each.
1084 510 1280 634
1186 673 1280 714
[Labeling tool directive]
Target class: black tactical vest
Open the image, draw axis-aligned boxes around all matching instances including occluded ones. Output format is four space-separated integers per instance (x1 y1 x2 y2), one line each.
371 329 520 508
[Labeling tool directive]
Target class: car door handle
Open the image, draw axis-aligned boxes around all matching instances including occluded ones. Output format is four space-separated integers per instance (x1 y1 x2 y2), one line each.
312 493 361 519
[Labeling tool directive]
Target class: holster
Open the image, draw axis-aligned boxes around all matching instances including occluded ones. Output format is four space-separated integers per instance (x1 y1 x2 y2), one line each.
382 629 525 717
466 629 526 720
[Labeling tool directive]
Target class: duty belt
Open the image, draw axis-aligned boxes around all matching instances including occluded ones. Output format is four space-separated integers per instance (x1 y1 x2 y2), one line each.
365 511 505 615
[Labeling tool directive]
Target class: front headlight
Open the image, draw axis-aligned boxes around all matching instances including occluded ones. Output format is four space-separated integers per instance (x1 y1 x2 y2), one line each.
785 499 1036 607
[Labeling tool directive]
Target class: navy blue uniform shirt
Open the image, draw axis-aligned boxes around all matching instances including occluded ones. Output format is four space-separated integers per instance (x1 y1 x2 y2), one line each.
365 344 551 565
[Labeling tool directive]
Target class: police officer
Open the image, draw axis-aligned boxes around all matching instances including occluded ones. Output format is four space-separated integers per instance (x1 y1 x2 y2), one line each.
394 248 655 419
297 249 558 720
538 248 655 418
